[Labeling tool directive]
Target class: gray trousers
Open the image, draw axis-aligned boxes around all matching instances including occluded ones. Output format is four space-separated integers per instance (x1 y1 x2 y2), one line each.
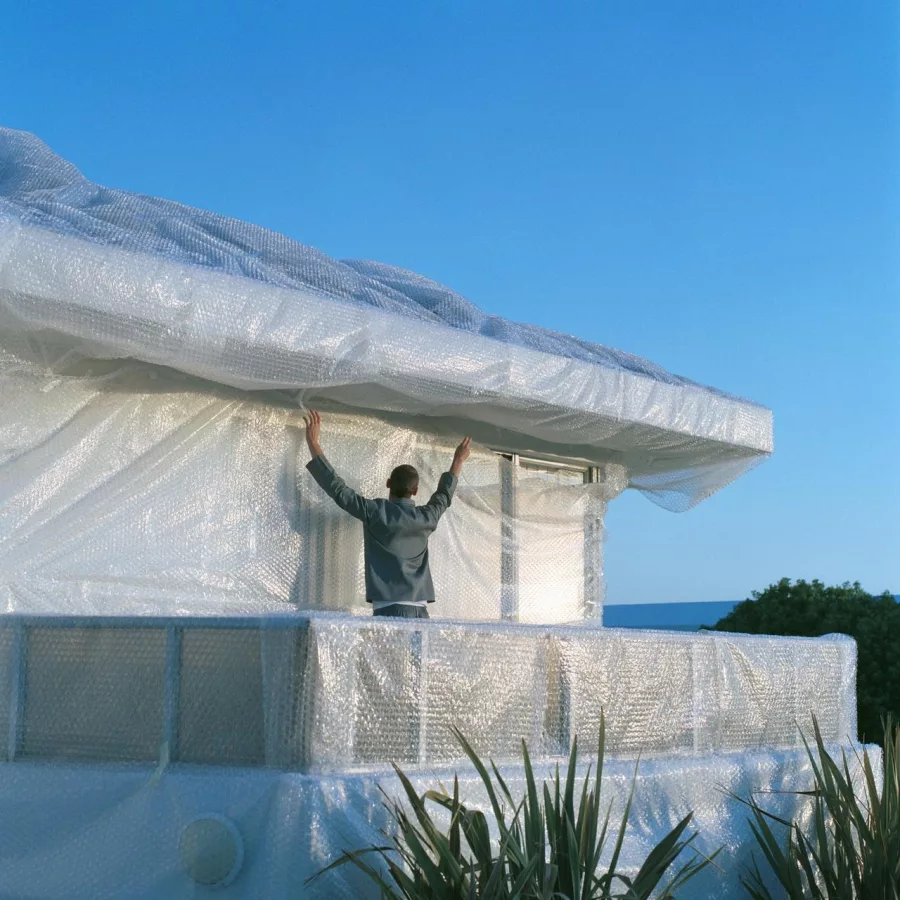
373 604 430 619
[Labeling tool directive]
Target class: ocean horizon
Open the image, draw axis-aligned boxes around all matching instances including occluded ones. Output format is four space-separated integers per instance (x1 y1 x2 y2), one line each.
603 600 737 631
604 596 899 631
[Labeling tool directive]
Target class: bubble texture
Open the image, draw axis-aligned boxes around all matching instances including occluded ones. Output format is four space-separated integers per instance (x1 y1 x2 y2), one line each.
0 615 857 769
0 129 829 900
0 614 872 898
0 338 615 622
0 127 772 512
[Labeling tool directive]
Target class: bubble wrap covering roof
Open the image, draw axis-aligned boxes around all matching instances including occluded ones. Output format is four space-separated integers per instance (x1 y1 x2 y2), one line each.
0 128 772 510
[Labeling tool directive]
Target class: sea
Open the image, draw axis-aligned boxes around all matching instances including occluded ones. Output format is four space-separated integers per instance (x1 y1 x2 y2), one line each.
603 600 739 632
604 596 899 632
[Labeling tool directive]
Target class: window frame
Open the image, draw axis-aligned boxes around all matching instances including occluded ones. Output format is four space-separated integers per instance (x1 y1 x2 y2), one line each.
494 452 602 622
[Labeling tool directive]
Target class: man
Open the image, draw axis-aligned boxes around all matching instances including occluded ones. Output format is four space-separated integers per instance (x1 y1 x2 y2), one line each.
302 410 471 618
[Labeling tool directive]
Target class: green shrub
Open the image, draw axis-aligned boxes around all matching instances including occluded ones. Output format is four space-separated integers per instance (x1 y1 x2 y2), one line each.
710 579 900 746
311 715 717 899
736 716 900 899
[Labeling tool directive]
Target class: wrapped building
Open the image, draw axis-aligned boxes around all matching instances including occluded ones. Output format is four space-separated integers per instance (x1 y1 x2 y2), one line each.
0 127 869 897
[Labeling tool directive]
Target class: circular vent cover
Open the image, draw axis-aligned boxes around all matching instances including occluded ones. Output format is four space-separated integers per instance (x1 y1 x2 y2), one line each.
179 814 244 888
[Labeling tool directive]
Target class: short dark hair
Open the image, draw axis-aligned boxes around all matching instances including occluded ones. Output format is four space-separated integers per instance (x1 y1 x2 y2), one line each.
389 464 419 498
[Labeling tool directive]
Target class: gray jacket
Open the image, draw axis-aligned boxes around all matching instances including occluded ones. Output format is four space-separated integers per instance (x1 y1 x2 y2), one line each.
306 455 457 606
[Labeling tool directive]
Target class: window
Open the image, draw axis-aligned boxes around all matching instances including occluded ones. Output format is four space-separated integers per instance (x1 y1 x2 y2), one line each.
513 457 593 624
21 626 165 762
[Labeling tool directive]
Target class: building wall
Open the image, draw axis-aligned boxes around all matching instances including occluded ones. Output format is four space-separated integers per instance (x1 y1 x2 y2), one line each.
0 355 618 622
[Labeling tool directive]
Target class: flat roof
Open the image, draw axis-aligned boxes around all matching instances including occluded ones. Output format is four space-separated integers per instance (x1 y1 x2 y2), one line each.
0 128 772 509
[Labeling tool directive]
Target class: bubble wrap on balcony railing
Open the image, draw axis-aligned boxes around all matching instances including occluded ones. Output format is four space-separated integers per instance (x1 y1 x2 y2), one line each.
0 613 863 898
288 617 857 770
0 337 615 621
0 127 772 511
0 616 856 771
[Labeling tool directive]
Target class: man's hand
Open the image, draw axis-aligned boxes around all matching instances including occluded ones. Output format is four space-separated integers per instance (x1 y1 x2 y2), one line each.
450 436 471 477
304 410 324 459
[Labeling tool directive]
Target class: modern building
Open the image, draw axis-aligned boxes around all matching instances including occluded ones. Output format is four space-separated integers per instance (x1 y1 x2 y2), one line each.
0 127 868 897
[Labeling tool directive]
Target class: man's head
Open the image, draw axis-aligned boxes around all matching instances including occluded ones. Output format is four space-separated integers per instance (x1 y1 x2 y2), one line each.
387 464 419 499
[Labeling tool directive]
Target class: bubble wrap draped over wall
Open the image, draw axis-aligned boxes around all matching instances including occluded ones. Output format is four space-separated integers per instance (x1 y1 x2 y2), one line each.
0 748 880 899
0 333 616 620
0 615 858 770
0 613 873 898
0 128 772 511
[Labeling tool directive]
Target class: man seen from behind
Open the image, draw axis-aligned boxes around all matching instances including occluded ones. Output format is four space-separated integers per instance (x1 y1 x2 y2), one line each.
302 410 471 618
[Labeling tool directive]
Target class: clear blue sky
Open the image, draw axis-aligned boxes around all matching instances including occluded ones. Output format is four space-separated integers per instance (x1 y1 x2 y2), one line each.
2 1 897 605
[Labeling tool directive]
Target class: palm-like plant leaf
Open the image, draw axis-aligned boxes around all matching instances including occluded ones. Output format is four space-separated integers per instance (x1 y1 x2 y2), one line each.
310 712 717 898
735 714 900 900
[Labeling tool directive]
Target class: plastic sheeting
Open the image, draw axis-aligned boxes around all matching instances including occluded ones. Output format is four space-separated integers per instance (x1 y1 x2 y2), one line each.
0 746 879 899
0 129 836 900
0 615 857 771
0 127 772 511
247 617 858 769
0 612 868 897
0 334 617 621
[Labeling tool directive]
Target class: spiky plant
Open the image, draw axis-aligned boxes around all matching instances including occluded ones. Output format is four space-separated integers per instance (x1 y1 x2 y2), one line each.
310 713 717 899
737 716 900 899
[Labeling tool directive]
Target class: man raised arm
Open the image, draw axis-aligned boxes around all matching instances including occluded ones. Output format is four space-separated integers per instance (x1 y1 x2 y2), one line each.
301 411 471 618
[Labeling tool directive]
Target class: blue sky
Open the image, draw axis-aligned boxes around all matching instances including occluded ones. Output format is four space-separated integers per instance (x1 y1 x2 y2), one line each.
2 1 897 605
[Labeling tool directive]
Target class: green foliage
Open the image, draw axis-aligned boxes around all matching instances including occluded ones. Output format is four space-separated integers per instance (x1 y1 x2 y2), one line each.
710 579 900 745
735 716 900 899
310 715 717 899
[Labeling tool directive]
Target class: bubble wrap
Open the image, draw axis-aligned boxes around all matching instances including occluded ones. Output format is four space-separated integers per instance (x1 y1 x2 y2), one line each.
0 612 864 898
0 615 856 770
0 129 830 900
287 616 858 769
0 337 620 622
0 127 772 511
0 747 878 899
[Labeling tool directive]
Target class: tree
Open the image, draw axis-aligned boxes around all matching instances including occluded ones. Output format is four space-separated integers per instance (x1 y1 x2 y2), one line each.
710 578 900 746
